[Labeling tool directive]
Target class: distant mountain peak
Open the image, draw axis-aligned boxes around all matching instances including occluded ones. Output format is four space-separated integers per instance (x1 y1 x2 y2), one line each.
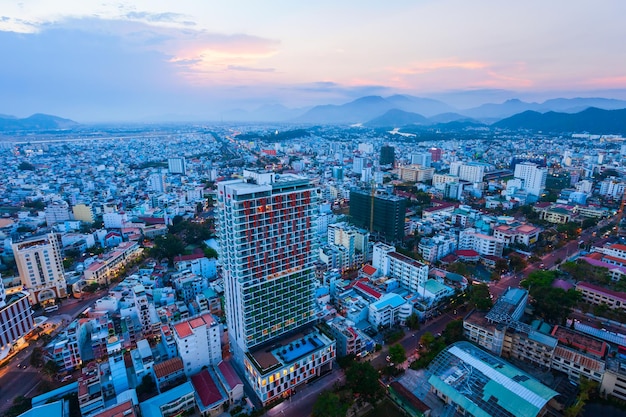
0 113 79 131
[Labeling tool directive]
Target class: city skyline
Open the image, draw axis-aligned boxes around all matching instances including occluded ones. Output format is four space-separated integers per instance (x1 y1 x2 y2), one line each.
1 1 626 121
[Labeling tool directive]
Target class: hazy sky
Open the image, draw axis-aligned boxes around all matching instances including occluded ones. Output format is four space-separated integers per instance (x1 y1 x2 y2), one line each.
1 0 625 121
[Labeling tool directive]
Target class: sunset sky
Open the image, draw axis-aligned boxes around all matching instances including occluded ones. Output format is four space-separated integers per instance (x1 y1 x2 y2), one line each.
1 0 625 121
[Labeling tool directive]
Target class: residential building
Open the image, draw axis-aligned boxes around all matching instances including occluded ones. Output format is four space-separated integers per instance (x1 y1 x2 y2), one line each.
190 369 228 416
173 254 217 279
387 252 429 293
173 314 222 376
576 282 626 311
72 203 95 223
380 145 395 166
168 157 186 175
411 152 432 167
0 281 34 360
215 361 244 405
12 233 67 305
139 381 196 417
217 170 335 405
78 362 105 416
327 316 374 358
514 162 547 198
398 165 435 183
349 189 407 242
493 223 541 247
45 201 71 226
154 357 186 393
458 228 504 257
84 241 143 285
368 293 412 328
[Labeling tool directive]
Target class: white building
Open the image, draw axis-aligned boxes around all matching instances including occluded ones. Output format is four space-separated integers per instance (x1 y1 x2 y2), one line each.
172 314 222 376
168 157 186 175
372 242 395 276
458 228 504 257
387 251 429 292
368 293 412 328
458 163 486 183
44 201 71 226
514 162 547 197
12 233 67 305
411 152 432 167
103 211 128 229
0 282 34 360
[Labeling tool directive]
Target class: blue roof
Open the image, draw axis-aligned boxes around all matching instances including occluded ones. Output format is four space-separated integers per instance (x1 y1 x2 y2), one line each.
140 381 195 417
18 401 63 417
371 293 405 310
31 382 78 407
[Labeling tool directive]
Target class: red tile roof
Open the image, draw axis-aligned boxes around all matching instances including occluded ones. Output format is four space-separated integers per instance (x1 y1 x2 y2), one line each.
189 317 206 329
217 361 243 390
354 280 382 300
174 322 193 338
154 357 184 379
610 243 626 251
174 253 206 262
361 264 377 276
456 249 479 257
577 282 626 303
191 370 224 407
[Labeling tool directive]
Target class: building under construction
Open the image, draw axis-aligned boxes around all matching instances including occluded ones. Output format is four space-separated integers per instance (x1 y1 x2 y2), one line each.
349 188 407 243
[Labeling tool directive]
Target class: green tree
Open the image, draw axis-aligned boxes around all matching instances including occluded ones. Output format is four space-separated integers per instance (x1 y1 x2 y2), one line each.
312 391 349 417
18 161 36 171
345 362 383 405
405 312 420 330
494 258 509 273
202 246 218 259
509 255 527 272
136 374 157 396
151 234 186 264
4 396 31 417
388 344 406 365
420 332 436 350
469 283 492 311
30 347 44 367
42 360 59 377
442 319 464 345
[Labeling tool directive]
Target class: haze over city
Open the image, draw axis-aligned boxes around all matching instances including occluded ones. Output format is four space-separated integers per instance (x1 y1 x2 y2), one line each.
1 0 626 121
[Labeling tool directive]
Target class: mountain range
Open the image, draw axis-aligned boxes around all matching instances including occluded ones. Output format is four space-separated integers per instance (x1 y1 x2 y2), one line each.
3 95 626 134
0 113 79 131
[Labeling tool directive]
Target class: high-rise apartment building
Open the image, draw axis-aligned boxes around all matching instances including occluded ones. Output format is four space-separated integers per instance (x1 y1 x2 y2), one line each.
411 152 432 167
349 189 407 242
12 233 67 305
352 157 365 175
0 277 34 360
429 147 442 162
514 162 547 198
168 157 186 175
380 145 395 166
218 170 335 405
398 164 435 183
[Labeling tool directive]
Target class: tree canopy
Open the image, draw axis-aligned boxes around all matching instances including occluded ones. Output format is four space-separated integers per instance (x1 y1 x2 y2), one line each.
345 361 383 405
521 270 581 324
388 344 406 365
312 391 349 417
468 283 492 311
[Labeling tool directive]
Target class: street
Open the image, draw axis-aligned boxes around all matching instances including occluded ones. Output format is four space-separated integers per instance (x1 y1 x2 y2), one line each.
265 367 344 417
0 293 99 413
